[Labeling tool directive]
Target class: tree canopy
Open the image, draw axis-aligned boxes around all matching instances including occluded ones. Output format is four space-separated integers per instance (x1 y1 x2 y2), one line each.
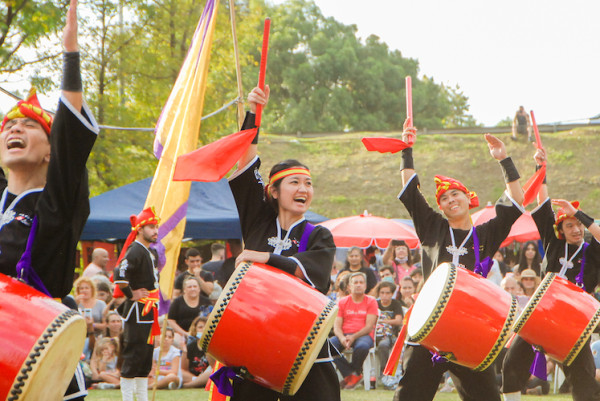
1 0 478 194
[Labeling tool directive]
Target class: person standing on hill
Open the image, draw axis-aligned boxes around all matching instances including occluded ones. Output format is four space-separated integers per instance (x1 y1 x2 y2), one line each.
512 106 531 141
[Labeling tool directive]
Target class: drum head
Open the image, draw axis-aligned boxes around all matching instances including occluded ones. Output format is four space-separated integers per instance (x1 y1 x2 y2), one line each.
9 309 86 400
408 263 452 338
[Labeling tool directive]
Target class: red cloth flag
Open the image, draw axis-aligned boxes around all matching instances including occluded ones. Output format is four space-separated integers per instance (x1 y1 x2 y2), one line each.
173 128 257 182
361 137 413 154
522 164 546 207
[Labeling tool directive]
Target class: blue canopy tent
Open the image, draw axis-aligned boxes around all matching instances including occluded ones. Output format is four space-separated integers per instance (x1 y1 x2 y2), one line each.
81 178 328 240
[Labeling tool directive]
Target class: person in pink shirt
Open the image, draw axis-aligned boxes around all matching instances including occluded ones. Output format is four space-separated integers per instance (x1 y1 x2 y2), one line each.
331 272 378 389
382 240 416 283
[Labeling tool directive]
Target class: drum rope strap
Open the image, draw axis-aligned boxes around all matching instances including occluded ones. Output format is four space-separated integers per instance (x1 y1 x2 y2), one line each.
270 217 305 254
472 228 493 278
447 226 472 266
558 241 587 289
14 215 52 297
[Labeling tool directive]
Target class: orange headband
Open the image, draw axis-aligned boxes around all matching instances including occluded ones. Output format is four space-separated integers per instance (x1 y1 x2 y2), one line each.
265 167 311 198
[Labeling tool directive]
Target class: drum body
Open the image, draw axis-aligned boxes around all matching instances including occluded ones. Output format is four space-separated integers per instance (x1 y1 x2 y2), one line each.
200 262 338 395
0 273 86 401
512 273 600 365
407 263 517 371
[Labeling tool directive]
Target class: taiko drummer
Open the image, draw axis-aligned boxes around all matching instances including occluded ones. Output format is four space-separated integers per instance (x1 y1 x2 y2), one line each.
224 86 339 400
0 1 98 399
394 121 524 401
501 147 600 401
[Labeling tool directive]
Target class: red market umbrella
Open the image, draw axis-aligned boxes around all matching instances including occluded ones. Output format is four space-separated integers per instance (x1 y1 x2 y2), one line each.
471 203 540 247
318 210 420 249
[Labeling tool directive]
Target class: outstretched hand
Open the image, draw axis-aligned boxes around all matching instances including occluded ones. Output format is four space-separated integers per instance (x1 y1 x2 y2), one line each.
551 199 577 217
484 134 508 161
533 145 547 166
402 117 416 145
248 85 270 114
63 0 78 52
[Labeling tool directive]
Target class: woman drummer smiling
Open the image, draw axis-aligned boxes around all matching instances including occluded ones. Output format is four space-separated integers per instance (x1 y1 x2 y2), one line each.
225 85 340 401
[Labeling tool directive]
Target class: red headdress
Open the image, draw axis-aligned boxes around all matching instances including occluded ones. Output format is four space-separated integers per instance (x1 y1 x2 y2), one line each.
115 207 161 266
1 88 53 135
554 200 580 239
434 175 479 209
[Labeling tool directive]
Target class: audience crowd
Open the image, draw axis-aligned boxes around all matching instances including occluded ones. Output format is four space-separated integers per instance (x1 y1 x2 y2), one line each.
72 237 599 395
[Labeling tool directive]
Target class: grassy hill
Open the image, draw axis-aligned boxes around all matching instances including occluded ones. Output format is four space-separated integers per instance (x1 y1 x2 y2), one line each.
255 127 600 219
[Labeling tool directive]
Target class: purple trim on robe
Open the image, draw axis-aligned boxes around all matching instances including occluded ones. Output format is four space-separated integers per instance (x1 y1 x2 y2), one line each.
15 216 51 297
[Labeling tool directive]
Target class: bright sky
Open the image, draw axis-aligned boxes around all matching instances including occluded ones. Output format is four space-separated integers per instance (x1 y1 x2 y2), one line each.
2 0 599 127
273 0 600 126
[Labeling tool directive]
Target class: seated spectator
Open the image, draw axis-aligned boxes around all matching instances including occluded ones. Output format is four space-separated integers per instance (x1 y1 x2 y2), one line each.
74 276 107 336
513 241 542 276
382 240 416 283
173 248 213 298
181 316 214 388
168 276 212 338
494 249 510 277
409 267 423 291
149 327 181 390
375 281 403 375
335 271 351 300
83 248 110 277
500 275 528 309
201 242 226 278
331 272 378 389
90 337 120 389
379 266 396 284
518 268 540 298
396 276 416 314
102 310 123 339
95 281 113 305
338 247 378 295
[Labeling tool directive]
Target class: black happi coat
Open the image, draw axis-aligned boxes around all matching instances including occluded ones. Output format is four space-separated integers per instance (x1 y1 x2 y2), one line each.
0 97 98 297
114 241 159 343
399 174 522 279
532 198 600 292
228 157 335 295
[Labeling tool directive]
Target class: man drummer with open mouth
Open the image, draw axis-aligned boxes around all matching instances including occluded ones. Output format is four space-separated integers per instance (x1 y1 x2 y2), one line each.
501 147 600 401
0 1 98 399
394 121 525 401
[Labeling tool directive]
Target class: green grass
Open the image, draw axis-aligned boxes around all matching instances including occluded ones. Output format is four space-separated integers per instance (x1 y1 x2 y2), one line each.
86 388 573 400
257 128 600 219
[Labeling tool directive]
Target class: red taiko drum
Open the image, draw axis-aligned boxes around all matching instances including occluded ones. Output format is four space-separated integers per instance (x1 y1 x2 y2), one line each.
200 262 337 395
407 263 518 370
0 273 86 400
512 273 600 365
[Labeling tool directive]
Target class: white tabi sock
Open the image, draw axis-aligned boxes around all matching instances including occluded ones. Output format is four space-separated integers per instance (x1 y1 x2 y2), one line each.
503 392 521 401
119 378 135 401
134 377 149 401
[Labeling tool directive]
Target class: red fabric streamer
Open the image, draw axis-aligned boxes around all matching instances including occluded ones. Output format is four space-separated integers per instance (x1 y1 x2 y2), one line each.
173 128 257 182
361 137 413 154
384 304 413 376
522 164 547 207
174 18 271 183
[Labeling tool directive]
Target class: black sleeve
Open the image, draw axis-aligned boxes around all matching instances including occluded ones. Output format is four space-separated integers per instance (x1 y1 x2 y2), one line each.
532 198 559 251
228 157 277 241
200 270 214 283
31 98 98 298
0 167 7 192
366 268 377 294
167 296 183 321
398 174 446 247
476 193 523 258
290 225 336 295
173 273 186 291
